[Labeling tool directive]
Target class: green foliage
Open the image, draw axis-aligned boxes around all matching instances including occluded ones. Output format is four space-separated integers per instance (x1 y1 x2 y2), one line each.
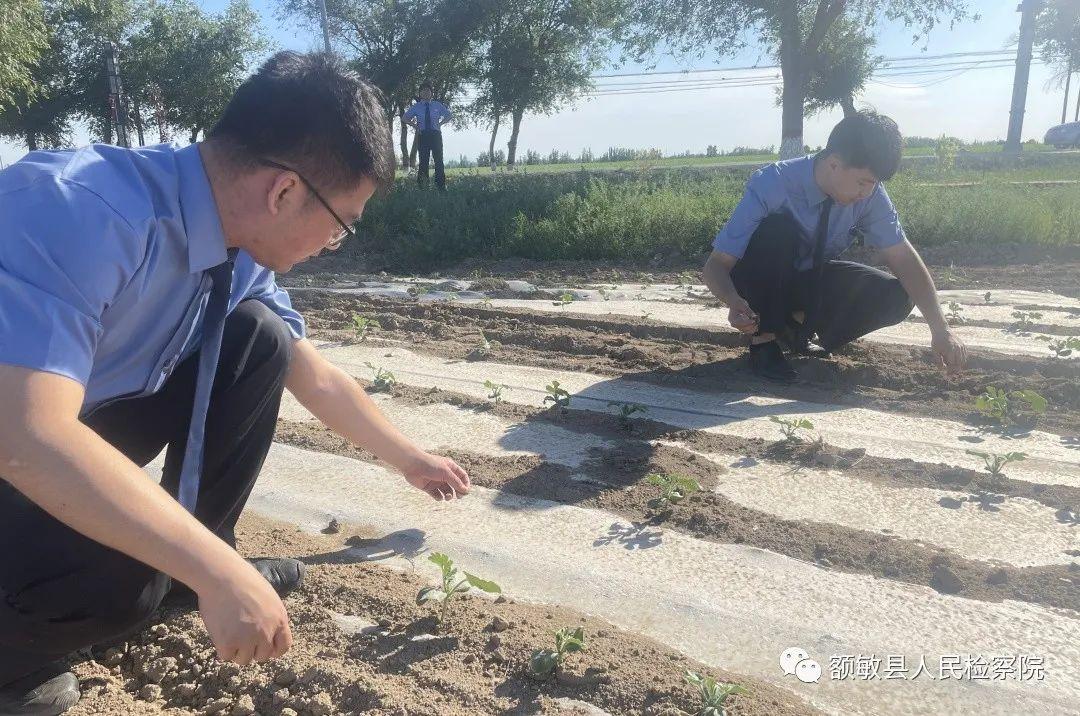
769 415 815 441
935 135 963 173
0 0 49 112
1047 336 1080 357
683 670 747 716
529 626 586 680
364 362 397 391
966 450 1027 478
553 292 575 306
943 301 965 325
609 402 646 429
484 379 505 403
350 312 380 342
416 552 501 626
975 387 1048 425
646 472 701 508
1010 310 1044 331
983 291 992 304
543 380 571 409
470 330 500 358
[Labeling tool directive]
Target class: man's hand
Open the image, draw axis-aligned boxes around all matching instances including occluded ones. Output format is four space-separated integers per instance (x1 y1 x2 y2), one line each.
198 561 292 666
931 328 968 374
403 452 471 500
727 295 759 334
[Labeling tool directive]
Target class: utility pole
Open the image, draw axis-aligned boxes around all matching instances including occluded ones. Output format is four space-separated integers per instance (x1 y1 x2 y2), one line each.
317 0 332 53
1063 62 1072 125
1005 0 1043 154
105 43 131 148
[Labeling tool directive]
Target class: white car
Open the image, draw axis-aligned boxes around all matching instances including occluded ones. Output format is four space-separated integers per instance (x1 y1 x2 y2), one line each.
1044 121 1080 149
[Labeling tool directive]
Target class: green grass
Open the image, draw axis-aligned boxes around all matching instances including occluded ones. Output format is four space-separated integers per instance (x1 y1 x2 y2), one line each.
357 159 1080 270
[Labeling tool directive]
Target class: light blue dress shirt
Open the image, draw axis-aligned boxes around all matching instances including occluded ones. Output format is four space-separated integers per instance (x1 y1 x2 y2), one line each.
0 143 305 418
403 100 452 132
713 154 906 270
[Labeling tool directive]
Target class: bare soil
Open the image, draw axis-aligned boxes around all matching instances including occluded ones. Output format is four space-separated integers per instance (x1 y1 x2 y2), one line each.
68 515 818 716
290 293 1080 437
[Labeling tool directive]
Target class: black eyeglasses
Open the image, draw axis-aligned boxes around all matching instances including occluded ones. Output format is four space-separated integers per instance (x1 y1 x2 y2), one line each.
258 158 357 248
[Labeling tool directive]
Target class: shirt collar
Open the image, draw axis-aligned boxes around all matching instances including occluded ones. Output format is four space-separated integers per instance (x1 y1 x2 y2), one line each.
175 143 228 274
803 153 830 207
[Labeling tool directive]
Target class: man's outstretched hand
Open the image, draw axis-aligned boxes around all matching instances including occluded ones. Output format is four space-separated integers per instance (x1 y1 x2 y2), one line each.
403 452 471 500
932 328 968 374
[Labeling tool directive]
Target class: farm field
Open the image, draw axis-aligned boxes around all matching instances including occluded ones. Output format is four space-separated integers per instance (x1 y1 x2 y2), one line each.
67 270 1080 715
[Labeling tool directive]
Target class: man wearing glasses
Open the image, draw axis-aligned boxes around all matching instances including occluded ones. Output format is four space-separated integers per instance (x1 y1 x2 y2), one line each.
0 51 469 714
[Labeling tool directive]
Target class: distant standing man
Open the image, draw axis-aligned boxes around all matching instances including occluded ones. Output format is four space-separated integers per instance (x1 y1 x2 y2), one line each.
404 81 452 190
702 111 968 381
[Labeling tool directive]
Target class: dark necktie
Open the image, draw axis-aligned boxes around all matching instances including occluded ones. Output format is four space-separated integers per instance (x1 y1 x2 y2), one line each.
424 102 432 131
800 197 834 345
177 249 236 511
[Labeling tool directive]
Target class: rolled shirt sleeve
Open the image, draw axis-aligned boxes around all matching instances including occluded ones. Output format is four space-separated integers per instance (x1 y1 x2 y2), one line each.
858 184 906 250
0 179 142 386
711 165 782 259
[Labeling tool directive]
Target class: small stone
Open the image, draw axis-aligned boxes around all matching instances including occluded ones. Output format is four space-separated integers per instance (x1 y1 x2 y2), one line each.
274 668 298 687
138 684 162 701
280 710 298 716
378 617 393 628
491 616 510 633
931 566 967 595
175 683 197 699
148 624 169 638
487 635 502 651
308 692 333 716
323 518 341 535
203 698 231 715
494 595 507 604
230 694 256 716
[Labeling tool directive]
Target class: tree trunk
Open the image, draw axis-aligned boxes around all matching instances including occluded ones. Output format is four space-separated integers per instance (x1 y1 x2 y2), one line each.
777 8 806 160
132 96 145 146
1063 65 1072 125
189 127 199 144
488 113 500 171
409 131 418 166
398 110 409 168
102 110 113 145
1075 77 1079 122
26 132 38 151
840 94 856 118
506 106 524 167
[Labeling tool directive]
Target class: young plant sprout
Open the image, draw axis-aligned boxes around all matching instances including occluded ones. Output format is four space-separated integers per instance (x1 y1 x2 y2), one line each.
646 472 701 508
470 331 500 358
966 450 1027 478
983 291 992 304
484 380 506 404
598 287 612 302
683 670 747 716
416 553 501 626
363 362 396 391
408 284 431 297
609 402 646 429
529 627 586 681
553 292 574 307
1010 310 1043 331
479 297 494 308
943 301 965 325
350 312 380 342
769 415 815 441
975 387 1048 425
544 380 571 410
1047 337 1080 358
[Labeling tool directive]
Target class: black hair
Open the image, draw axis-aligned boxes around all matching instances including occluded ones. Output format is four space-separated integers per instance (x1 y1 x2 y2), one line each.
823 110 902 181
207 51 395 193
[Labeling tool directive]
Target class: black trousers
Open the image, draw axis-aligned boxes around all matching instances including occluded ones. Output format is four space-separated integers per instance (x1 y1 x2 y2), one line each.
0 300 292 685
417 129 445 190
730 213 914 350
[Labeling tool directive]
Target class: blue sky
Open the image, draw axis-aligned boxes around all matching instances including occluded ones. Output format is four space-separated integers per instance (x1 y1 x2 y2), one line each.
0 0 1073 167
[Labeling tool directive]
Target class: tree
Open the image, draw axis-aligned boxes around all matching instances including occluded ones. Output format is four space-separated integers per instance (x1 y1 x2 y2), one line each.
0 0 49 112
626 0 972 158
1036 0 1080 123
472 0 627 167
801 17 879 118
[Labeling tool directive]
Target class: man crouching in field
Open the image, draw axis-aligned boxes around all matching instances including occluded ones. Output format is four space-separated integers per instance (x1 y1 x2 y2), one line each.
702 111 968 381
0 51 470 715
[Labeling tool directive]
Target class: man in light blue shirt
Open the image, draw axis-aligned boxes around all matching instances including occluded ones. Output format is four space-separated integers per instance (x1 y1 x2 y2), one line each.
703 111 967 381
403 81 452 190
0 51 471 714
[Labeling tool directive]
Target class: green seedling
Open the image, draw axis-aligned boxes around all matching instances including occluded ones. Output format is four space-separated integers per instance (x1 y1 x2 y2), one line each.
553 292 574 307
598 288 612 302
408 284 431 297
350 312 380 342
529 627 586 681
471 331 501 358
983 291 992 304
363 362 396 391
609 402 647 429
1047 336 1080 358
769 415 815 442
943 301 965 325
646 472 701 508
1010 310 1043 331
416 553 501 626
939 264 961 286
479 297 494 309
676 271 696 287
683 670 747 716
544 380 571 410
975 387 1048 425
484 379 506 403
966 450 1026 478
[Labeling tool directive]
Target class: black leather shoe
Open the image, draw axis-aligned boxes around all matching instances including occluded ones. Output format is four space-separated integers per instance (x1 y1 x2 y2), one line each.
748 340 798 382
164 557 307 606
0 665 80 716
